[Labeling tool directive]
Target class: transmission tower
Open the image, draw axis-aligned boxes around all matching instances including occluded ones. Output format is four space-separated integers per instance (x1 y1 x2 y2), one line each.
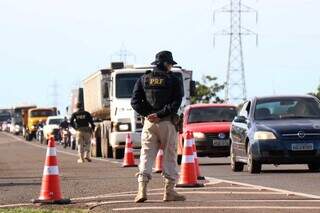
110 43 136 65
214 0 258 104
50 80 59 109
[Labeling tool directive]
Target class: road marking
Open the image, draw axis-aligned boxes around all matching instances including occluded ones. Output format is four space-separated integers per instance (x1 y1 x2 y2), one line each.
1 132 122 165
205 177 320 199
113 206 320 211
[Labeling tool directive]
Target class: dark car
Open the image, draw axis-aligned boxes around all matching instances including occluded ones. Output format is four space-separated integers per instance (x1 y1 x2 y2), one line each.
230 95 320 174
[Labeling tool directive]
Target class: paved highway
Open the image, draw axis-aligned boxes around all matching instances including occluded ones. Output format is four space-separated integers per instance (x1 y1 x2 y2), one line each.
1 132 320 212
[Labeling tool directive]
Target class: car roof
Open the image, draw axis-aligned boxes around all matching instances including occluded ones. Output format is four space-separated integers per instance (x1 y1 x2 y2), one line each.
253 95 316 101
187 103 236 109
47 116 64 120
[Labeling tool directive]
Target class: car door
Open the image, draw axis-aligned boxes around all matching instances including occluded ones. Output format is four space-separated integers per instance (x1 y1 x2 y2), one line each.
233 101 251 157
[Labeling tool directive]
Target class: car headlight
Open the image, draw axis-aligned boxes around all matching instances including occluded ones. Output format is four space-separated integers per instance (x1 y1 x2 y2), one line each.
193 132 206 139
118 124 130 131
254 131 277 140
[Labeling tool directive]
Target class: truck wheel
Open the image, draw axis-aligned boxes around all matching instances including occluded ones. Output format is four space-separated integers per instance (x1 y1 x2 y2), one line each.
113 148 124 159
177 155 182 165
308 163 320 172
26 133 32 141
106 140 113 158
247 146 261 174
230 143 244 172
96 137 102 157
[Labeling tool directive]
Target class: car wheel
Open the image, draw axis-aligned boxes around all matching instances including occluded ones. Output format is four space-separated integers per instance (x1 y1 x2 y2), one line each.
247 145 261 174
230 143 244 172
308 163 320 172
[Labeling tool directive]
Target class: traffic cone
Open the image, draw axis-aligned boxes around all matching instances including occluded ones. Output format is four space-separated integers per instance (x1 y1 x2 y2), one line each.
153 148 163 173
192 139 205 180
122 134 137 167
32 136 70 204
176 131 204 188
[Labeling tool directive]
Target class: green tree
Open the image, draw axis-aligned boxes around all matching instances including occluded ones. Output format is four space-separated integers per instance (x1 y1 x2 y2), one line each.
309 84 320 100
191 75 225 104
317 85 320 99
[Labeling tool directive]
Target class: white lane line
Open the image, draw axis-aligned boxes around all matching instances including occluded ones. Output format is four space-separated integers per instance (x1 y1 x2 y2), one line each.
205 177 320 199
113 206 320 211
2 132 122 165
73 190 284 203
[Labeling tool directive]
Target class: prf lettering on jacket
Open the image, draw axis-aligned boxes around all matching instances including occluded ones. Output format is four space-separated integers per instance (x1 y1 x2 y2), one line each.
149 78 164 86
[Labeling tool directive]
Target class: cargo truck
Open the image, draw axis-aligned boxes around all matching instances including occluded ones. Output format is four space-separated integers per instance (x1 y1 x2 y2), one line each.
23 107 57 141
83 62 195 159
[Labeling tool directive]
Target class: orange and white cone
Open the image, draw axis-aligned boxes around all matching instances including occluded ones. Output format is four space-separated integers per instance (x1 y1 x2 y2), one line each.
192 139 205 180
176 131 204 188
32 136 70 204
153 148 163 173
122 134 137 167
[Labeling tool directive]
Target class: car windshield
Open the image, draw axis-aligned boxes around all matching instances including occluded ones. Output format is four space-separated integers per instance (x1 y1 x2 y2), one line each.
255 97 320 120
0 113 11 122
48 119 63 125
188 107 237 123
31 110 54 117
116 73 144 98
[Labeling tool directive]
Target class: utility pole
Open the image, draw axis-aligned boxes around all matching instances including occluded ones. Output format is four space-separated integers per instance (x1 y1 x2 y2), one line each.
214 0 258 104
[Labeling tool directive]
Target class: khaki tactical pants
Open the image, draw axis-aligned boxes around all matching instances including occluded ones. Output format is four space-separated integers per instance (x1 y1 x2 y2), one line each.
138 118 179 182
76 127 92 159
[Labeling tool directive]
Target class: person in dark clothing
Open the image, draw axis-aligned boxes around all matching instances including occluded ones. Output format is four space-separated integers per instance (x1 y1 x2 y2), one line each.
60 117 70 148
59 117 69 129
70 103 95 163
131 50 185 203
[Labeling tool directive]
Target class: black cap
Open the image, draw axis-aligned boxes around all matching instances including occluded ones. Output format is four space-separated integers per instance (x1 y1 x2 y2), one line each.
151 51 177 65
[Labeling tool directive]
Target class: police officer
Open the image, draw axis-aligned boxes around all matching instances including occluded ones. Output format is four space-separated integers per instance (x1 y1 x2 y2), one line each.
70 103 95 163
131 50 185 202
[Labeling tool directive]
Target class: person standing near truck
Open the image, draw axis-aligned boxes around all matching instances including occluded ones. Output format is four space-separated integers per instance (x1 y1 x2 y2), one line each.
70 103 95 163
131 50 185 202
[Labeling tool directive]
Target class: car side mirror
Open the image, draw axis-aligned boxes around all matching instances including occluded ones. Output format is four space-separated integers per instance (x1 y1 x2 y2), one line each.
234 116 247 124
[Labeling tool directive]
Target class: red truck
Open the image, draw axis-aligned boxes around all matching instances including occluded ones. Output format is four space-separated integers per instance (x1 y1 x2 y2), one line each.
178 104 237 164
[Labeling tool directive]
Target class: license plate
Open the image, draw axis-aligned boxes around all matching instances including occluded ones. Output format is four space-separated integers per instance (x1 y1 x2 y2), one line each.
291 143 314 151
213 139 229 147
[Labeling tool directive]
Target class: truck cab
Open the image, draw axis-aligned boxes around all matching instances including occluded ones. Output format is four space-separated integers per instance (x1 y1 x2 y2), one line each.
24 108 56 141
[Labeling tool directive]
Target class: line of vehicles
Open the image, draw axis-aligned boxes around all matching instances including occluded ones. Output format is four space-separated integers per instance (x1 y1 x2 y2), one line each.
2 61 320 174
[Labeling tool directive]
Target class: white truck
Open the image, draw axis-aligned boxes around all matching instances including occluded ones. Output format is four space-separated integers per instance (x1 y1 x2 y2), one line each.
83 62 195 159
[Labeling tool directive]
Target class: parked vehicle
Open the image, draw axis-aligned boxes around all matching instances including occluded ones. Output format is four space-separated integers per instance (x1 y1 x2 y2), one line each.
230 95 320 174
23 108 57 141
0 109 11 131
43 116 64 143
10 116 23 135
177 104 237 164
83 62 195 159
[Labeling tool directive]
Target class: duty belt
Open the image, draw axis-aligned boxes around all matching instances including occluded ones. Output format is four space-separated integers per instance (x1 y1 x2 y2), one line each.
77 127 91 132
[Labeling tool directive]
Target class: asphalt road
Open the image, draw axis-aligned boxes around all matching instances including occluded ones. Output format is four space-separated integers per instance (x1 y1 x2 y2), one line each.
1 132 320 213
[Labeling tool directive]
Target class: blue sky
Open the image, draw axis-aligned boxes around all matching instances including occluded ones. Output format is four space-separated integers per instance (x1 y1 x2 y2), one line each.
0 0 320 112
